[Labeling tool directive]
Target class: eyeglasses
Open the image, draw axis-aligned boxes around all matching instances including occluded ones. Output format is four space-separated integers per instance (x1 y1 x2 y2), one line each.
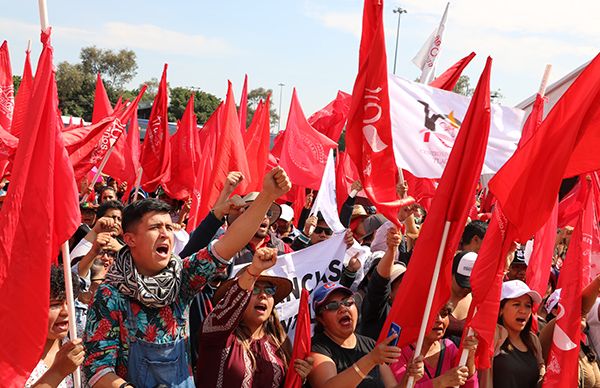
314 226 333 236
99 250 116 258
320 297 355 312
253 285 277 296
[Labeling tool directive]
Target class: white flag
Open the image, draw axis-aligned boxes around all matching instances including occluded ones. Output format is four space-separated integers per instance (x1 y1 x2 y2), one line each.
412 2 449 84
389 75 525 179
310 149 345 233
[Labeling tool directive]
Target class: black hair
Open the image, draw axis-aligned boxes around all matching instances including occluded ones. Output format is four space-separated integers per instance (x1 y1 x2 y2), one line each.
498 297 538 359
99 185 117 195
461 220 488 246
50 265 81 300
122 198 172 233
96 200 124 219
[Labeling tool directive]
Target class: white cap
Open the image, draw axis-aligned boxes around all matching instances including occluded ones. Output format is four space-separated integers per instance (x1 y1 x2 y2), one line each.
501 280 542 305
456 252 477 277
279 204 294 222
545 289 561 313
390 263 407 283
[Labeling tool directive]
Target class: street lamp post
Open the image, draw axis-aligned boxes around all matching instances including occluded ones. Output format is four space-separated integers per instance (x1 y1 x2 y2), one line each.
393 6 407 75
277 82 285 132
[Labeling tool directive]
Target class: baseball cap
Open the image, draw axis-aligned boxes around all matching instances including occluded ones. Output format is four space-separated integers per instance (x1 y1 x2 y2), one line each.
362 214 387 239
512 248 527 266
242 192 282 225
279 204 294 223
390 262 407 284
312 282 353 312
501 280 542 305
452 251 477 289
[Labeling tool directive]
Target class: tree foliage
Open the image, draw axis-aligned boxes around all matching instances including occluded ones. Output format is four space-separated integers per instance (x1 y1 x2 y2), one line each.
80 46 137 91
453 75 504 103
56 61 95 119
246 87 279 128
168 87 221 124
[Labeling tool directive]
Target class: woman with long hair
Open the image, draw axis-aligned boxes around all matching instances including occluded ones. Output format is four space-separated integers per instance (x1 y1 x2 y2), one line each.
195 247 313 387
486 280 545 388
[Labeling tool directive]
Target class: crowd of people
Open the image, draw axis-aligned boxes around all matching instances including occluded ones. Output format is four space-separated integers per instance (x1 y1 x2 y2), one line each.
9 165 599 388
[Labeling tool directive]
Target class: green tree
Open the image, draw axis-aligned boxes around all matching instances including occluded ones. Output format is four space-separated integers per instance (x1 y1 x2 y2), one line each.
452 75 504 102
166 86 221 124
246 87 279 128
12 75 21 94
80 46 137 92
55 61 95 120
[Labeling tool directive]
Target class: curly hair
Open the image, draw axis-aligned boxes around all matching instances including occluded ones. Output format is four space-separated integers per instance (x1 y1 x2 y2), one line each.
50 265 81 301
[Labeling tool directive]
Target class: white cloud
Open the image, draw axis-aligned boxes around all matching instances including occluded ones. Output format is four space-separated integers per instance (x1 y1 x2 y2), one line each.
304 9 362 37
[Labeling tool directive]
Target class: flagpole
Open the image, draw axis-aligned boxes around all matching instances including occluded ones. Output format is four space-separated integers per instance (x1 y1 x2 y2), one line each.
60 242 82 388
27 39 32 53
132 166 143 201
407 220 451 388
38 0 49 31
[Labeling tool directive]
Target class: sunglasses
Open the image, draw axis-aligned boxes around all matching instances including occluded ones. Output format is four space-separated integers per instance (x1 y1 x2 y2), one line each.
253 285 277 296
320 297 355 312
314 226 333 236
99 250 117 258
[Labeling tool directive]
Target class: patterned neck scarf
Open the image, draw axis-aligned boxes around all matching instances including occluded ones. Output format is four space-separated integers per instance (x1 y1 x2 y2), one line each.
106 246 183 308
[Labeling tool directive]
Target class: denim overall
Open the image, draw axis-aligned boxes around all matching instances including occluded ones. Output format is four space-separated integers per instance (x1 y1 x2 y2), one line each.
125 301 195 387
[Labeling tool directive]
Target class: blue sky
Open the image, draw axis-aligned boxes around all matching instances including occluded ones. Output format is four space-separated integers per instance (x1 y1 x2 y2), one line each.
0 0 596 126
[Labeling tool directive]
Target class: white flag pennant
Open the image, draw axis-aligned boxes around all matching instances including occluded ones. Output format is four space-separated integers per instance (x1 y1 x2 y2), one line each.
413 2 449 84
310 149 345 233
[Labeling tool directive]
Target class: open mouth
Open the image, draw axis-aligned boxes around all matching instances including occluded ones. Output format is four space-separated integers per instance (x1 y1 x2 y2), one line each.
515 317 527 324
254 304 268 314
54 321 69 331
155 244 170 257
338 315 353 327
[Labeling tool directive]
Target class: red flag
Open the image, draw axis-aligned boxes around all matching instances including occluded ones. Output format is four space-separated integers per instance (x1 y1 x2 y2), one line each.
278 89 337 190
119 110 142 203
379 57 493 346
244 95 271 192
544 180 592 387
345 0 405 226
91 73 113 124
518 93 545 148
238 74 248 133
10 48 33 137
292 186 306 229
140 64 171 192
308 90 352 142
163 94 199 200
270 130 285 160
283 289 311 388
490 53 600 242
0 41 14 131
335 151 359 211
526 202 558 298
0 30 80 385
429 52 476 90
196 82 249 222
64 87 146 182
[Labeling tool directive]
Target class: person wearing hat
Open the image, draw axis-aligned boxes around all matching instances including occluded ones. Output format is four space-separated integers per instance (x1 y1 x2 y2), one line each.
445 251 477 346
196 247 313 386
274 203 298 244
480 280 545 388
358 227 407 340
309 281 410 388
505 248 528 282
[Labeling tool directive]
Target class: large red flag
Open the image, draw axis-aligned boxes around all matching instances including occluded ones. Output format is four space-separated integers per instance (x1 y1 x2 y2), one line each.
270 130 285 160
196 82 249 222
308 90 352 142
140 64 171 192
283 289 312 388
345 0 405 226
0 41 14 131
64 87 146 182
91 73 113 124
379 57 493 346
0 30 80 385
163 94 198 200
526 202 558 298
244 95 271 192
118 110 142 203
10 47 32 137
238 74 248 134
490 53 600 242
429 52 476 90
335 151 360 211
278 89 337 190
518 93 545 148
544 180 593 387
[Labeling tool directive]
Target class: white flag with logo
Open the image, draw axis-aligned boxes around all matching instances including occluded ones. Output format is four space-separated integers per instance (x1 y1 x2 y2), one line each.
413 2 449 84
310 149 345 233
389 75 525 179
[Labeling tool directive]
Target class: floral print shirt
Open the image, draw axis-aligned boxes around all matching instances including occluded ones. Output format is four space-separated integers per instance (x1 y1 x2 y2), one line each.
82 247 229 385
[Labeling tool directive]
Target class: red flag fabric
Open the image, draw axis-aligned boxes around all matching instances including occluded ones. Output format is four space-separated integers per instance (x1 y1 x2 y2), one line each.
489 53 600 242
196 82 249 223
544 180 593 387
118 110 142 203
10 48 32 137
0 30 80 385
140 64 171 192
526 202 558 297
103 108 136 185
518 93 545 148
0 41 14 131
308 90 352 142
403 170 436 212
163 94 199 200
335 151 360 211
244 95 271 192
238 74 248 134
292 186 306 229
0 125 17 161
64 87 145 182
345 0 406 226
270 130 285 160
429 52 476 90
379 57 493 346
91 73 113 124
278 89 337 190
283 289 312 388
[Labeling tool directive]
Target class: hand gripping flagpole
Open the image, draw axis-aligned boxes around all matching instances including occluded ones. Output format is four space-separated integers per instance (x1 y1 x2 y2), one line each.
60 243 82 388
406 220 452 388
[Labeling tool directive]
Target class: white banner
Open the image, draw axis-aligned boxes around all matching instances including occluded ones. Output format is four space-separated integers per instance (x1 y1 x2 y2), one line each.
389 76 525 179
413 2 449 84
233 233 348 335
310 149 345 233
